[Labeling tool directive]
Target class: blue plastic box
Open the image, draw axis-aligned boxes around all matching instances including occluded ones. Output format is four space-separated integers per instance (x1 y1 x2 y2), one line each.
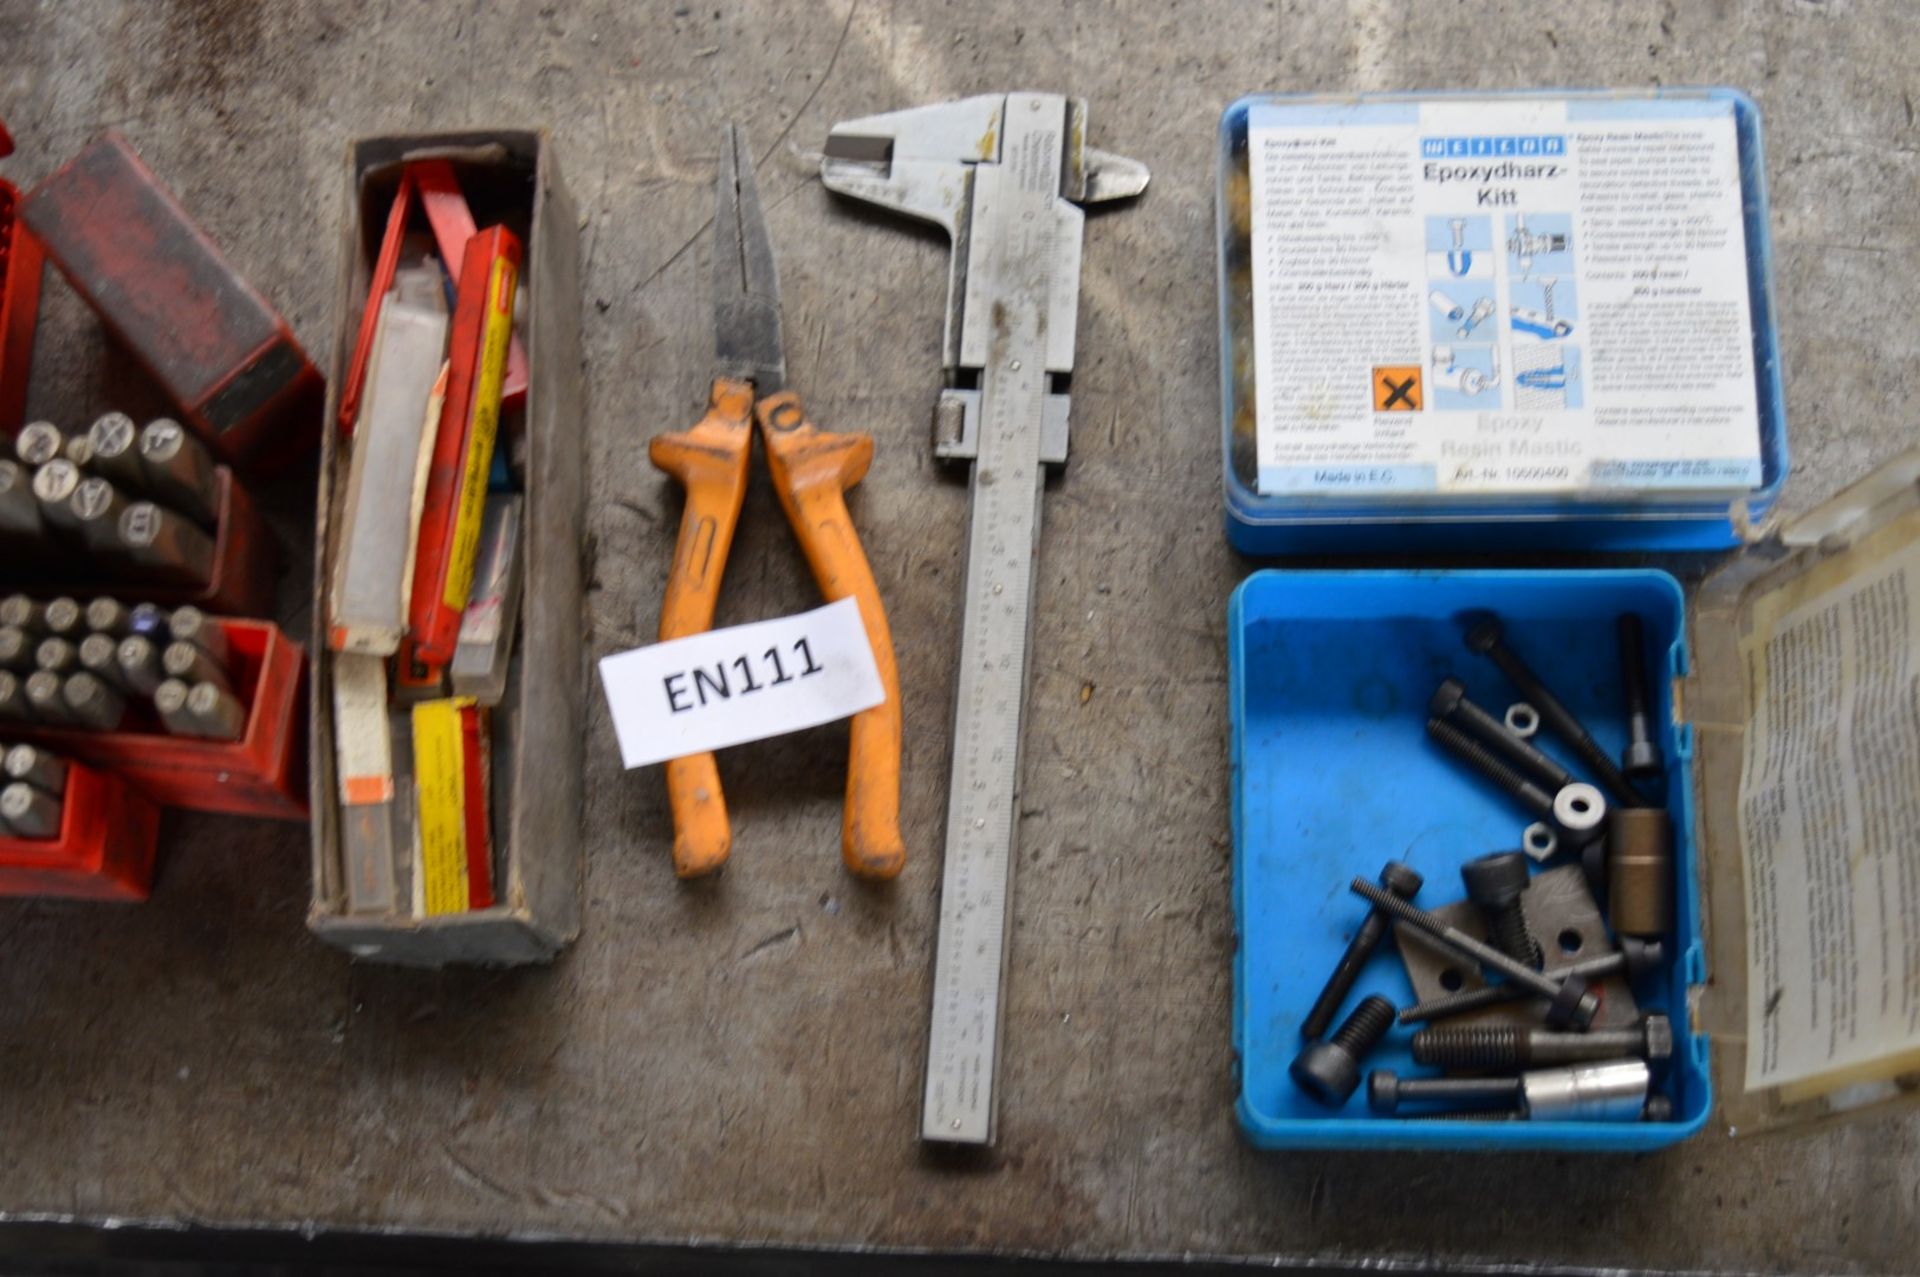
1228 569 1708 1149
1217 89 1789 554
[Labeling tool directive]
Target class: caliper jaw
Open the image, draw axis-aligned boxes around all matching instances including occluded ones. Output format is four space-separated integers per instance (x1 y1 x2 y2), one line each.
821 93 1147 468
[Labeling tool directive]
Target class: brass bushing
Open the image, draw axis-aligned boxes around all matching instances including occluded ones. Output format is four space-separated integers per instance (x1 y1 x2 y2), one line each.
1607 807 1673 938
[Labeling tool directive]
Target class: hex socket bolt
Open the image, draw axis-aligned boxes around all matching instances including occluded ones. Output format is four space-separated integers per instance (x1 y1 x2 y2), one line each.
4 743 68 796
1291 995 1397 1107
1426 716 1556 822
1373 1059 1653 1121
163 640 230 694
1300 860 1424 1040
1465 616 1644 808
1431 679 1573 791
1413 1014 1674 1069
166 605 229 665
14 421 64 468
119 502 215 586
0 781 63 839
1616 614 1664 782
116 636 165 696
86 411 147 491
0 626 31 671
35 636 77 674
153 678 200 736
63 672 127 731
1461 851 1542 969
186 680 247 741
1369 1069 1521 1115
137 419 219 528
0 595 43 633
1349 877 1599 1029
1398 938 1666 1024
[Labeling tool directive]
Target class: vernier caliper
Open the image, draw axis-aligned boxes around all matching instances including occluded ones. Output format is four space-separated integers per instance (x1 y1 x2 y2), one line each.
822 93 1147 1145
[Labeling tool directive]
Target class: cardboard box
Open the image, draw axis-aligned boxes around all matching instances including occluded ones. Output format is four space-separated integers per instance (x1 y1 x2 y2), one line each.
307 132 583 966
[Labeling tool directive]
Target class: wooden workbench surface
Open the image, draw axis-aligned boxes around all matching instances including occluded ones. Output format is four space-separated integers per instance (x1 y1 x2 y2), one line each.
1 2 1915 1270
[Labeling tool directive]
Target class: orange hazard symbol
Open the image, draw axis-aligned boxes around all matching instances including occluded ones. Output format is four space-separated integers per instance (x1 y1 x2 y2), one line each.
1373 365 1422 412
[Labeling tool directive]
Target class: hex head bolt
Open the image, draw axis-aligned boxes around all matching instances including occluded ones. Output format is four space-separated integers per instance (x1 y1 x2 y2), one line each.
1461 851 1542 969
1398 938 1665 1025
1291 995 1397 1106
1300 860 1424 1040
1412 1013 1674 1068
1465 616 1645 808
1431 679 1574 792
1616 614 1664 783
1350 876 1599 1028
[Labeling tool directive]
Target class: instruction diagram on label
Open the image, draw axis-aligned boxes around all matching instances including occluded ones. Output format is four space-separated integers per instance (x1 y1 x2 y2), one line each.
1245 97 1764 498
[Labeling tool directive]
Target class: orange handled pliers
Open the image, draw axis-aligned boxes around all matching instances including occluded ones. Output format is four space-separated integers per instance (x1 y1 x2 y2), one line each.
650 124 906 881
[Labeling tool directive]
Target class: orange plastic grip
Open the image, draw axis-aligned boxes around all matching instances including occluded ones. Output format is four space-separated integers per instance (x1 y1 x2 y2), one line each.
757 390 907 881
648 379 753 878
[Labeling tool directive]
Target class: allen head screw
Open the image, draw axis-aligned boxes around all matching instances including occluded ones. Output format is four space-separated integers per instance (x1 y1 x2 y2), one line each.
1617 614 1664 783
1465 614 1643 809
1300 860 1423 1040
1431 678 1574 791
1291 995 1396 1107
1461 851 1542 969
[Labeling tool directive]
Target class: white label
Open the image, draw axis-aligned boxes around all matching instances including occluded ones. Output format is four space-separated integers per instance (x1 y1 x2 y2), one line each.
1738 535 1920 1090
331 652 394 805
598 597 885 770
1247 97 1762 498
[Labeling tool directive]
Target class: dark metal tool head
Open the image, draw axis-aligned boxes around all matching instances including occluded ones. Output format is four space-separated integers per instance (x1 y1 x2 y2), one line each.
1380 860 1424 898
712 122 785 394
1462 851 1531 910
